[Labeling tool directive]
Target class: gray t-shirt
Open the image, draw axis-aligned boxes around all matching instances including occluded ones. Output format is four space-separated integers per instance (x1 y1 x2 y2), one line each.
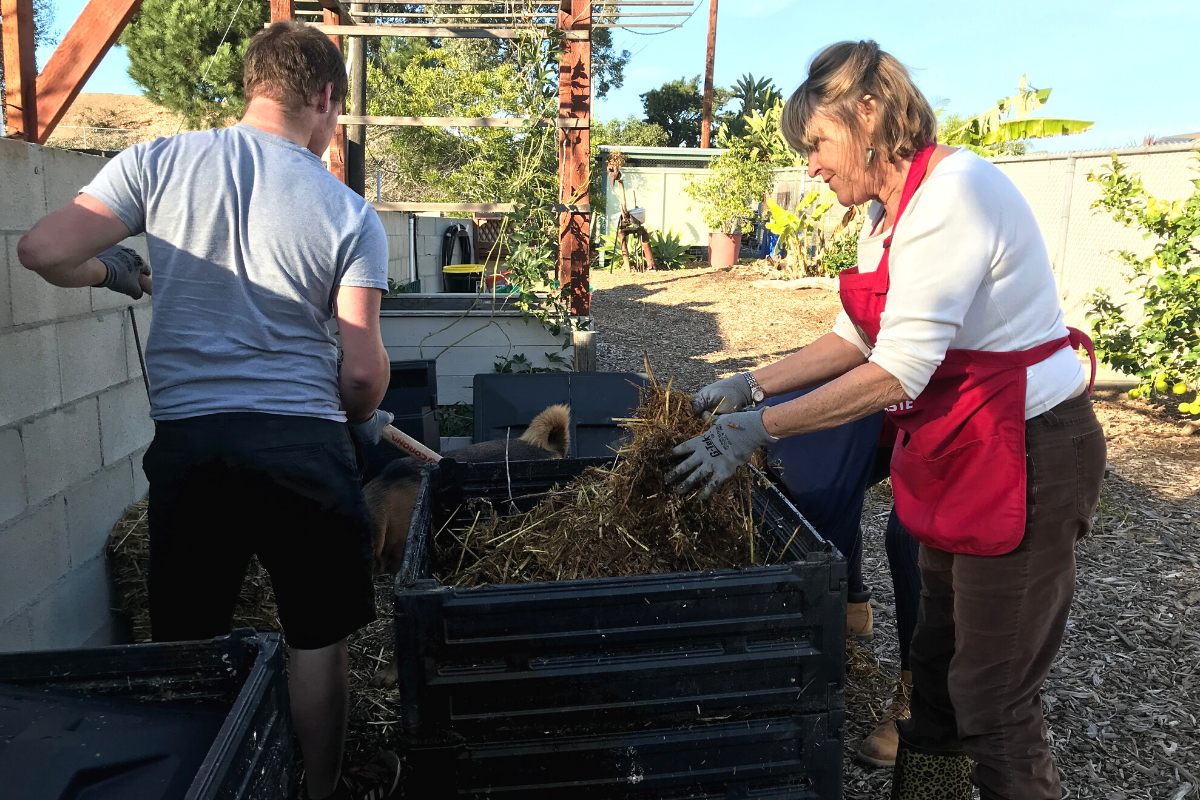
83 123 388 422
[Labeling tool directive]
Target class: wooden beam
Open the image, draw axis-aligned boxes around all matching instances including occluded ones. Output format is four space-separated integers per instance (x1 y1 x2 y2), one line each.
317 0 354 25
557 0 591 316
32 0 142 143
2 0 38 141
271 0 296 22
305 23 588 39
323 7 347 185
336 115 589 128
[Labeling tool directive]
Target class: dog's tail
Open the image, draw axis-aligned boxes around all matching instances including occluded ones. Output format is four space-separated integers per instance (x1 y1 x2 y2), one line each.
519 404 571 457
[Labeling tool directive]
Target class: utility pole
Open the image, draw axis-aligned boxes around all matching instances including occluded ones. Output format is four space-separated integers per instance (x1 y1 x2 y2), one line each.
346 2 367 196
699 0 717 148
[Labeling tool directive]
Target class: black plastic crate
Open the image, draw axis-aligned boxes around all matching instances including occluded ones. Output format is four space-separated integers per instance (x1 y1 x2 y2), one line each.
0 629 292 800
403 712 844 799
392 460 846 744
382 359 438 415
472 373 647 457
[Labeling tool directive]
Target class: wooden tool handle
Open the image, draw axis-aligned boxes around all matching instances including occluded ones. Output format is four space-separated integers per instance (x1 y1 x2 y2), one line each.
381 424 442 464
138 273 153 296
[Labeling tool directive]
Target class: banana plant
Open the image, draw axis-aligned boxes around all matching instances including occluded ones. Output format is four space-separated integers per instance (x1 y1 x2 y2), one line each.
942 75 1093 153
766 190 835 276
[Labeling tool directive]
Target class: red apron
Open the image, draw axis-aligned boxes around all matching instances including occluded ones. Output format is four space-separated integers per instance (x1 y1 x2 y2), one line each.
838 145 1097 556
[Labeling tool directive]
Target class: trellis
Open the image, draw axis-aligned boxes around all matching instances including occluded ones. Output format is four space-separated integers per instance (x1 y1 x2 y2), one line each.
277 0 694 315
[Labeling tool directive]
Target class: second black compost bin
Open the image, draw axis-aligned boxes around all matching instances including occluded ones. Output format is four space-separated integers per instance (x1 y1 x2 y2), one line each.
390 458 847 799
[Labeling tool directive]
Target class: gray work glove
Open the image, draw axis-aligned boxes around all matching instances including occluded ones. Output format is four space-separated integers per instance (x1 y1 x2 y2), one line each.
94 245 150 300
665 409 778 499
692 374 756 419
349 409 394 447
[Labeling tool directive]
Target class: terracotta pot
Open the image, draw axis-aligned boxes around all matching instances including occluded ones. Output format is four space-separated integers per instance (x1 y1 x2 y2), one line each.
708 232 742 268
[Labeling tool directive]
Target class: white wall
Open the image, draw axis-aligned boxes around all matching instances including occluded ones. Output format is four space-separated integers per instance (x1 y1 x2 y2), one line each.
0 139 153 653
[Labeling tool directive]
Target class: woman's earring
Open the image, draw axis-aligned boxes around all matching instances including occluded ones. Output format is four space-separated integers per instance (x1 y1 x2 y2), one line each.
865 147 876 168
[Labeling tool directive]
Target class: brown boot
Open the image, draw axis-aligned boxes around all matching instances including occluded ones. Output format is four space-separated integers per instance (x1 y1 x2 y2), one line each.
857 670 912 767
847 601 873 638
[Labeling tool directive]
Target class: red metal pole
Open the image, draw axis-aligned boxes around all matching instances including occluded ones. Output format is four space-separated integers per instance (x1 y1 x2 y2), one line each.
558 0 592 317
699 0 718 149
2 0 37 141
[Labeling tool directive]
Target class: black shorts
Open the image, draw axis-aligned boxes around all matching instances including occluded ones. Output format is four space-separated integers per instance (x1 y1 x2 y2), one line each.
143 413 376 650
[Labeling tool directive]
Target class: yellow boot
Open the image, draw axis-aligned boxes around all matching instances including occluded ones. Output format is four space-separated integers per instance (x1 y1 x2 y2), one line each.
857 670 912 767
847 601 873 638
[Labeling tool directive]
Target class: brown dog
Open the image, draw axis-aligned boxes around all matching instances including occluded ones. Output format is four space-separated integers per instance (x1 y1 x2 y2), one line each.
364 404 571 688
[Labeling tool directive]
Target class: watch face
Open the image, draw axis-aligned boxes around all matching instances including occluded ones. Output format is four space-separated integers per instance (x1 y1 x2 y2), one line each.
752 388 765 403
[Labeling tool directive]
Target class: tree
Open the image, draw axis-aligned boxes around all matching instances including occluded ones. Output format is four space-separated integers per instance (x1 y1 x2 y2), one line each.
724 72 779 140
0 0 58 130
940 75 1092 157
641 76 703 147
121 0 268 129
592 116 667 150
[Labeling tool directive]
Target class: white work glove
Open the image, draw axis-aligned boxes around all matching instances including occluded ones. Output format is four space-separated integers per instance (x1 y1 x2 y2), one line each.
93 245 150 300
692 374 757 419
349 409 394 447
665 409 778 499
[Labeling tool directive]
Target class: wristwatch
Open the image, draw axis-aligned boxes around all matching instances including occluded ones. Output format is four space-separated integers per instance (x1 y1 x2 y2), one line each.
743 372 765 404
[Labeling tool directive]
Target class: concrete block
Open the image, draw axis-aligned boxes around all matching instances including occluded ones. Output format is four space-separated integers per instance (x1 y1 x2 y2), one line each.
0 240 11 329
98 380 153 466
0 611 34 653
0 498 70 623
22 399 103 505
131 446 150 499
0 325 60 427
0 139 47 231
8 235 92 326
58 312 129 403
0 428 27 527
125 305 152 381
40 146 106 213
27 556 115 651
66 460 134 568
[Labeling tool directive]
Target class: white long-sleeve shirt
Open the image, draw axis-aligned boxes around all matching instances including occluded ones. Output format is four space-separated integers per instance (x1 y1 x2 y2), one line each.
832 148 1084 419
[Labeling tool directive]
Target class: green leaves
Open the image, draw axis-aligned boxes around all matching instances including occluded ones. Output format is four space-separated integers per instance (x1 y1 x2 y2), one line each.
1086 155 1200 405
939 75 1092 155
682 138 775 234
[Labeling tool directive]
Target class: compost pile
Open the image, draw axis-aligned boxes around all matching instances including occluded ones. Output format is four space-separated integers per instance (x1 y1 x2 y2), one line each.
436 360 770 587
106 500 281 643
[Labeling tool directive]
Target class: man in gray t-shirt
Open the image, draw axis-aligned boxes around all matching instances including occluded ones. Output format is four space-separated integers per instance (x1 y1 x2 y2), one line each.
19 22 397 800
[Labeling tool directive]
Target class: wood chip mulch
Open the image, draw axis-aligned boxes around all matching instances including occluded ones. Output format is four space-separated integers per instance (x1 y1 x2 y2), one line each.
594 266 1200 800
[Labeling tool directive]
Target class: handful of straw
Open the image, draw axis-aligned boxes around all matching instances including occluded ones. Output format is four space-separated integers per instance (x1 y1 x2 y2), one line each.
436 357 763 587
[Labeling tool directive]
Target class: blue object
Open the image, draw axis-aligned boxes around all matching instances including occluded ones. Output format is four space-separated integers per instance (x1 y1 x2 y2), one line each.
763 386 883 601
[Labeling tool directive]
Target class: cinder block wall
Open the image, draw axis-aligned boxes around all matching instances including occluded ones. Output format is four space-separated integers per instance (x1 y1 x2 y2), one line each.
0 138 153 653
415 215 475 293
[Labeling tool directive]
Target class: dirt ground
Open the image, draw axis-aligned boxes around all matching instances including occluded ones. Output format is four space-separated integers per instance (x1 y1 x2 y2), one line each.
591 265 1200 800
45 93 184 151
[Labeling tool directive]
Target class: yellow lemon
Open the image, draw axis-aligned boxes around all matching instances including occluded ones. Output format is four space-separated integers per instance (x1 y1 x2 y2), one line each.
1180 402 1191 413
1173 383 1188 394
1191 403 1200 415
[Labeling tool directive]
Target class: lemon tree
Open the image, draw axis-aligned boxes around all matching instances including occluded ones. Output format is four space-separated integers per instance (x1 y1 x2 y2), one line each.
1087 155 1200 415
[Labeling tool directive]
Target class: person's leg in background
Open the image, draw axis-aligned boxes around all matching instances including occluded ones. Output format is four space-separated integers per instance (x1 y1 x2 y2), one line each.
763 388 883 636
857 504 923 766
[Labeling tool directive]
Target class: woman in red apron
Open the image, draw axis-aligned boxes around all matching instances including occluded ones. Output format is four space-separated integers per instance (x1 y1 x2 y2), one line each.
667 41 1106 800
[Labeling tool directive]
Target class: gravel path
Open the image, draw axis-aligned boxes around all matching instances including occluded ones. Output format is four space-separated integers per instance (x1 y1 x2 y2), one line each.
593 266 1200 800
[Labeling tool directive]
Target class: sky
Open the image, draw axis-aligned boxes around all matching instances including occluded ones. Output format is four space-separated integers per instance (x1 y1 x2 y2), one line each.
42 0 1200 152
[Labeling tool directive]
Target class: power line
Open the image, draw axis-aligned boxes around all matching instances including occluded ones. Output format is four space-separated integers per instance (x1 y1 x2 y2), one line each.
174 0 248 135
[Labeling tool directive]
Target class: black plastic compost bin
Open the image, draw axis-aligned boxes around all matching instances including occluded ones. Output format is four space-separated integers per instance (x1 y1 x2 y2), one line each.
390 458 846 799
0 629 292 800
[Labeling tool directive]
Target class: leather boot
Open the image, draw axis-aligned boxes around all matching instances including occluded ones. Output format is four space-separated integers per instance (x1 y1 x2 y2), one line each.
857 670 912 767
847 601 873 638
890 737 973 800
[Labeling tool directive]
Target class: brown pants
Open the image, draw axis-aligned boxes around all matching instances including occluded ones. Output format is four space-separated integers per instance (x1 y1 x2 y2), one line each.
900 392 1106 799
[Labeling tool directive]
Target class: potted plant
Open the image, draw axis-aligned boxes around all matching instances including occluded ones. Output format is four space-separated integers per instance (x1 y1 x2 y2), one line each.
684 139 775 268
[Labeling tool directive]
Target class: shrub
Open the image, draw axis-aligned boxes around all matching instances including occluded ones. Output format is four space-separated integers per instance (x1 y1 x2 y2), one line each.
1086 155 1200 415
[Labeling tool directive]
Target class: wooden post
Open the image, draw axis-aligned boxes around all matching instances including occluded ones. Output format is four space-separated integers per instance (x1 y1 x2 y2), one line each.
557 0 591 317
699 0 718 148
33 0 143 144
270 0 295 22
2 0 37 141
322 7 348 185
345 3 366 196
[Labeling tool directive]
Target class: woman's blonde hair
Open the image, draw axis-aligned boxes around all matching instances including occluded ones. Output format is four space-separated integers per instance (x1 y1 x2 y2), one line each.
781 40 937 163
